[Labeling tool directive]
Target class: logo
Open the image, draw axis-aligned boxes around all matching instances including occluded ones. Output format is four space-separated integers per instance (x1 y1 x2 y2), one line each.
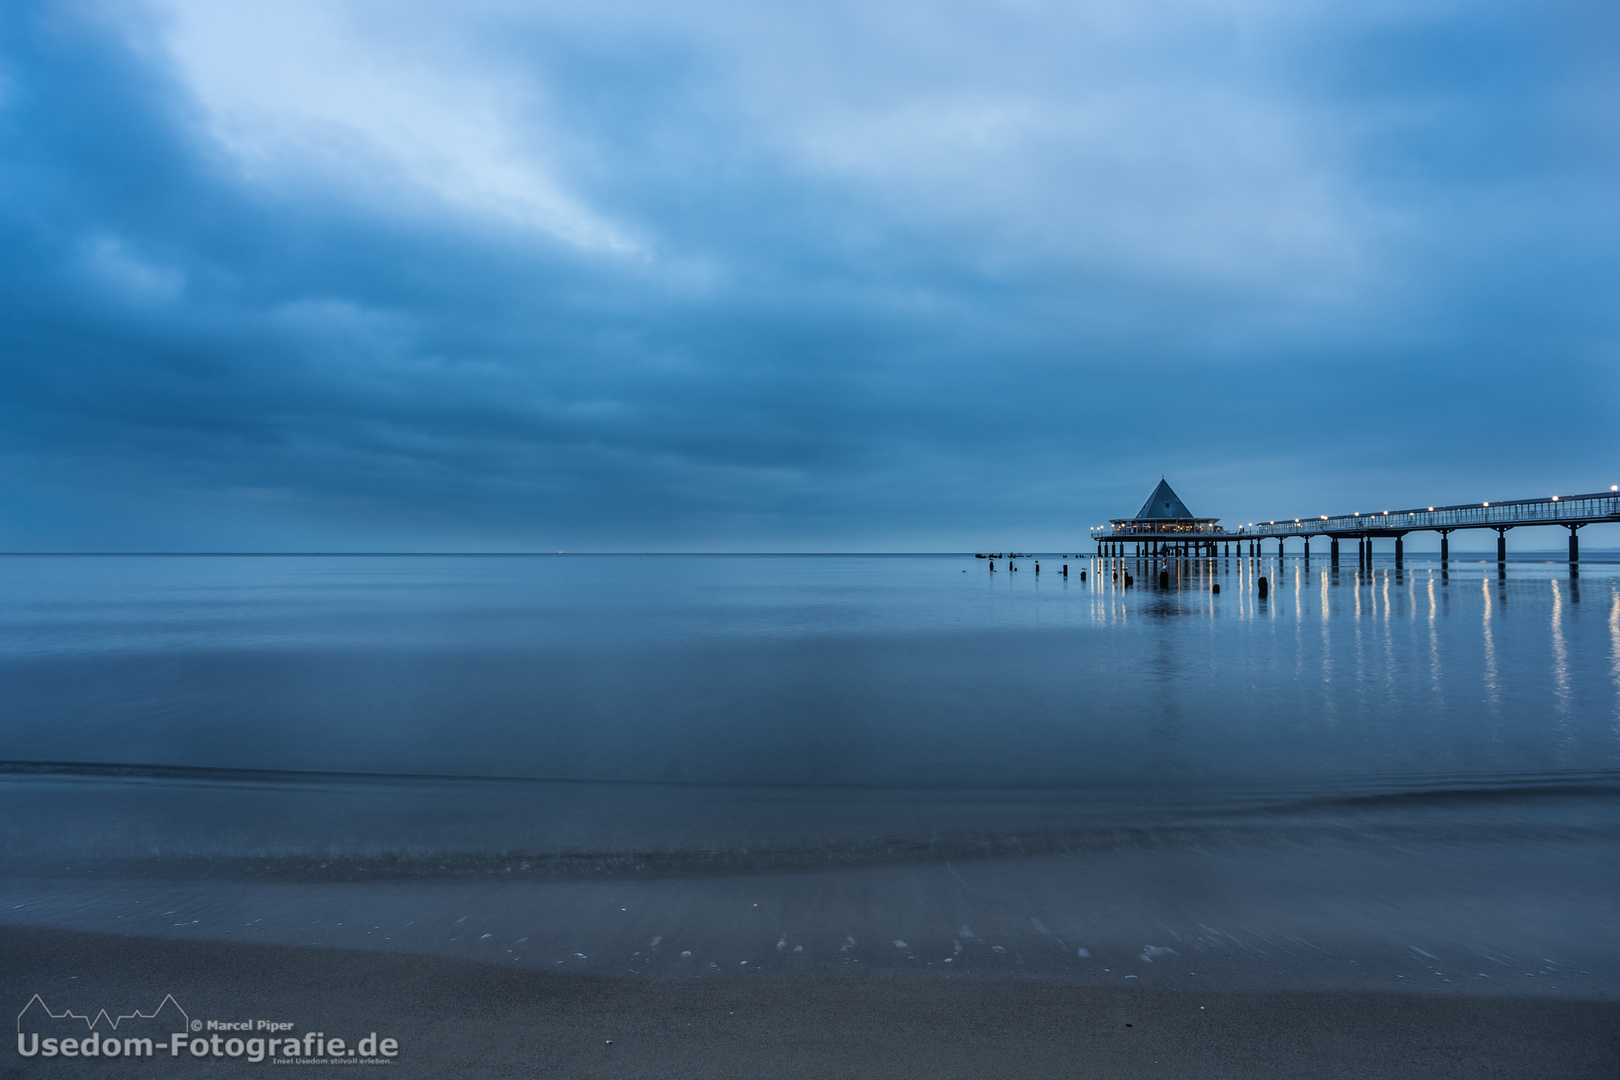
17 995 399 1065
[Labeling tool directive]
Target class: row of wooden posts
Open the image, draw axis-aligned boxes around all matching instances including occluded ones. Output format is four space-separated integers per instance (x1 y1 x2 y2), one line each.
984 557 1270 597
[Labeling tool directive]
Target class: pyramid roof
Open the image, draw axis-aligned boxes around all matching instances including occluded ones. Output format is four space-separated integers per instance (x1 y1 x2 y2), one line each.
1134 479 1195 520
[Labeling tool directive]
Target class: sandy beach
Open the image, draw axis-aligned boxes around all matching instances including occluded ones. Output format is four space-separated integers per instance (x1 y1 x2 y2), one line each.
3 925 1616 1078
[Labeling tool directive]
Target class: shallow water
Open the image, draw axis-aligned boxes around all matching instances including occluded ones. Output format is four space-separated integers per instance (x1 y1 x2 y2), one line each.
2 553 1618 993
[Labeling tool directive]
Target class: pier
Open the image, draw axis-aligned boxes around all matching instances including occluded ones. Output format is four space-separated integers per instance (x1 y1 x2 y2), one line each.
1091 482 1620 564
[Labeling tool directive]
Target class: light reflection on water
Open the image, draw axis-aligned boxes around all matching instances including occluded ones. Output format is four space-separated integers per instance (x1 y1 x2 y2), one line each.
1612 592 1620 742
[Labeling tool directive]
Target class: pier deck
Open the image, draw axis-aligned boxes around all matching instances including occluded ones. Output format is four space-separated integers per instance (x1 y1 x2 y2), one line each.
1092 487 1619 562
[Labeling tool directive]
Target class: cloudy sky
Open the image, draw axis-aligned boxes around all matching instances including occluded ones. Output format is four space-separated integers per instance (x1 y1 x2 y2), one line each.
1 0 1616 550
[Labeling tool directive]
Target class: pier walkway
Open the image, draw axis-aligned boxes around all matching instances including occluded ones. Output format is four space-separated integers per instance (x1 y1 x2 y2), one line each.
1093 486 1620 562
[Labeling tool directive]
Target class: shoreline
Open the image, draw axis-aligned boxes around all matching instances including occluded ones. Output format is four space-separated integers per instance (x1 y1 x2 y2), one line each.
3 926 1617 1078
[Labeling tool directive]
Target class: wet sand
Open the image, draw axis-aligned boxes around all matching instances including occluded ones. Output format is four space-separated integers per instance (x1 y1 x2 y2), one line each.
3 925 1616 1078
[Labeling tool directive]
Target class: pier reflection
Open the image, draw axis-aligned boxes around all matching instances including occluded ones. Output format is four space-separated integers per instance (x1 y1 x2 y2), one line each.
1070 552 1620 773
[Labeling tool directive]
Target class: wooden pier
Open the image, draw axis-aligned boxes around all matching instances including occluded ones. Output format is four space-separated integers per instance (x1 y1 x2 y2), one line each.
1091 483 1619 564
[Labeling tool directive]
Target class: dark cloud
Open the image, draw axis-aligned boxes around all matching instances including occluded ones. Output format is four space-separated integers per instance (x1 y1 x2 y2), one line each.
0 1 1615 550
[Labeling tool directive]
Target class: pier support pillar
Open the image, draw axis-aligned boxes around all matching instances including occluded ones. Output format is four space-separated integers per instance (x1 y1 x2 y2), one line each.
1303 537 1310 559
1278 538 1285 558
1496 529 1507 563
1568 525 1580 563
1394 535 1404 566
1439 531 1449 562
1330 538 1339 564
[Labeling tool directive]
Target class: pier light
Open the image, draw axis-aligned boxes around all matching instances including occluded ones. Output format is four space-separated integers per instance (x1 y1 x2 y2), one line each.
1483 502 1489 507
1428 507 1434 512
1612 485 1617 491
1382 510 1389 515
1552 495 1558 501
1321 515 1328 520
1294 519 1300 523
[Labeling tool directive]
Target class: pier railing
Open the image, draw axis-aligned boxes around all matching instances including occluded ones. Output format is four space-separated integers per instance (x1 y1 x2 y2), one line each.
1234 490 1620 538
1103 522 1231 537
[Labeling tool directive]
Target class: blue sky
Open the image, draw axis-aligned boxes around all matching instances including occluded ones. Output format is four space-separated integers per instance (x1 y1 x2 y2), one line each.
1 0 1616 550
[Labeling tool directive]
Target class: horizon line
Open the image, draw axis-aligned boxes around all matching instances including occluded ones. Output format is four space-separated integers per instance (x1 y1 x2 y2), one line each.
0 549 1615 558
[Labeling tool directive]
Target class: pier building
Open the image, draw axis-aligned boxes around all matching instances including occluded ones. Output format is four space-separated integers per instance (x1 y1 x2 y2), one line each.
1093 480 1232 557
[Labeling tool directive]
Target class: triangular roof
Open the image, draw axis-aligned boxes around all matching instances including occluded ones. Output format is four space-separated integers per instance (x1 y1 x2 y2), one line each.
1134 479 1195 520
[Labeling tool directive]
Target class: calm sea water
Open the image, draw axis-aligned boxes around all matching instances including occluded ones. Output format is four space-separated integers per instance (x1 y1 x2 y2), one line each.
2 553 1618 993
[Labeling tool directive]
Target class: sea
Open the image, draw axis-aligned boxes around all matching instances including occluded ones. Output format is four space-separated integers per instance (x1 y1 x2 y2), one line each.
1 552 1617 995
